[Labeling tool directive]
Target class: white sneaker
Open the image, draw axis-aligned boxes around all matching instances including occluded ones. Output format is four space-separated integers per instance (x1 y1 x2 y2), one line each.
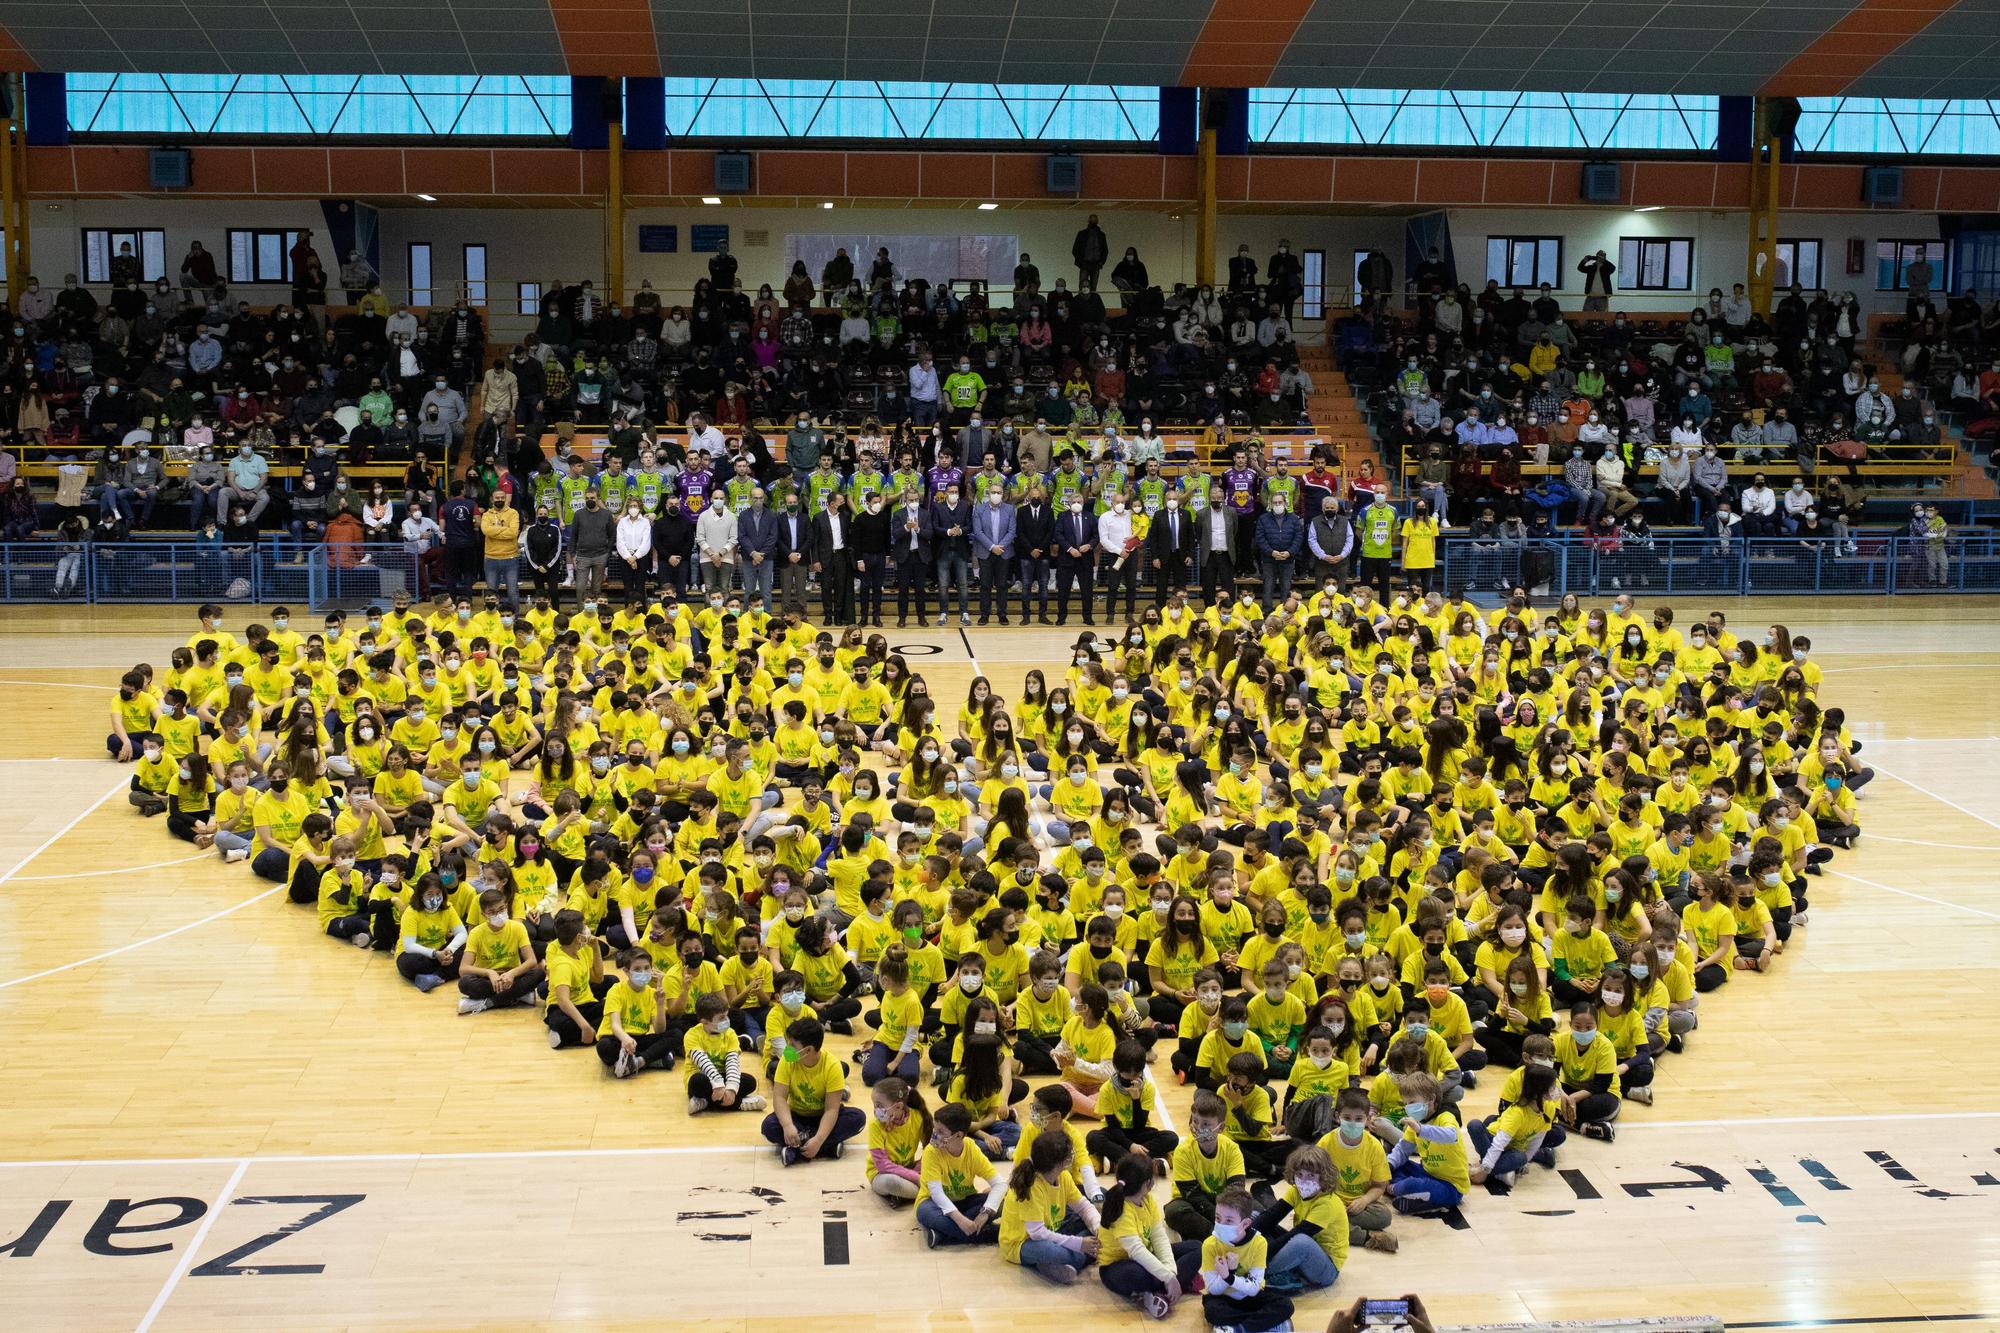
689 1095 709 1114
740 1092 767 1111
223 847 249 863
614 1046 638 1078
350 932 372 949
458 997 492 1015
547 1026 564 1049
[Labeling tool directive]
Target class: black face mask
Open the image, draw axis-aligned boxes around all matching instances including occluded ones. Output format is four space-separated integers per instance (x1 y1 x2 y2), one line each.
1262 921 1284 938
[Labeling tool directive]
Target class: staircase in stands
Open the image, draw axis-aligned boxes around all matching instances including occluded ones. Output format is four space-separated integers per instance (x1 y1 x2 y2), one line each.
1297 344 1381 477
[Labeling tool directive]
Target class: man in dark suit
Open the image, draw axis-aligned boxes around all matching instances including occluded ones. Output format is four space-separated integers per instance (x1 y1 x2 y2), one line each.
1147 492 1196 604
1055 496 1098 626
889 488 932 628
930 479 974 627
775 490 813 615
811 491 857 625
735 488 780 613
1014 484 1055 624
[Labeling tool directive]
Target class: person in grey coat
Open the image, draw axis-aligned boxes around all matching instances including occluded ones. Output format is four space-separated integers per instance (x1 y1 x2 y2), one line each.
569 492 616 603
102 444 164 527
971 490 1016 625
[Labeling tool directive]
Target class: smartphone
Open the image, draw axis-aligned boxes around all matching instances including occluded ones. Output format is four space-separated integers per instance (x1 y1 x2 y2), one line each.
1361 1298 1411 1327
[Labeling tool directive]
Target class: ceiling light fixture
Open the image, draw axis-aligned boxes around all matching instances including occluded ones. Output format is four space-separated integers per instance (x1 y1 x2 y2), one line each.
978 202 999 210
1634 204 1663 212
701 196 722 205
414 193 436 202
821 201 834 209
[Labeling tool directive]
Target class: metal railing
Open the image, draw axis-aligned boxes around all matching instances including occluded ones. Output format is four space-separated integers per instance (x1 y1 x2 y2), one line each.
0 531 1990 607
1432 531 1999 597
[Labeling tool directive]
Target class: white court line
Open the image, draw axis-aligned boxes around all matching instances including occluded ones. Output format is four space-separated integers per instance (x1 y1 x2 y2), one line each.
0 885 285 991
1869 757 2000 834
135 1157 248 1333
1622 1109 2000 1130
1828 867 2000 924
0 772 132 889
10 1110 2000 1174
0 1143 771 1170
0 676 114 691
11 850 210 880
1851 831 2000 852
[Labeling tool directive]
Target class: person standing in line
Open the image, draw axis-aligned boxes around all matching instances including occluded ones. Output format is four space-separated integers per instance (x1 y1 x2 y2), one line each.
569 487 615 604
813 491 857 625
931 479 974 627
973 485 1016 626
478 493 520 608
1356 492 1399 603
696 491 738 596
737 486 780 613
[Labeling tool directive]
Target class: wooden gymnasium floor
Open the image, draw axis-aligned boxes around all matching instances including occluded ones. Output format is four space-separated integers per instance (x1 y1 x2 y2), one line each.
1 598 1998 1333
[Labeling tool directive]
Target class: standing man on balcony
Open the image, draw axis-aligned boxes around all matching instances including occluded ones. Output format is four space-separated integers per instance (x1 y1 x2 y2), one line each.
1072 214 1109 291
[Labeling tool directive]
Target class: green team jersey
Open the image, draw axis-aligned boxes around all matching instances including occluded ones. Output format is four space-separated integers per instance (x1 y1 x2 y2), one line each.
724 476 759 513
1136 475 1169 511
1048 469 1088 506
598 469 629 510
631 469 667 514
969 470 1009 502
942 371 987 409
1263 473 1299 508
1006 471 1044 501
807 468 845 510
1181 477 1210 512
1360 503 1398 558
888 468 926 503
531 472 563 513
847 468 888 506
558 473 593 518
1091 467 1129 514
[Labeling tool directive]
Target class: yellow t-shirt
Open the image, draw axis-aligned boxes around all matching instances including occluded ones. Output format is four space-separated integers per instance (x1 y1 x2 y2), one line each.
1316 1125 1390 1203
998 1173 1083 1265
921 1137 998 1202
775 1050 846 1116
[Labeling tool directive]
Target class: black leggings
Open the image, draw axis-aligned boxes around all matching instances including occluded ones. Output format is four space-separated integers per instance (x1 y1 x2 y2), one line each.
596 1029 681 1068
396 950 460 984
546 1000 606 1047
459 965 545 1004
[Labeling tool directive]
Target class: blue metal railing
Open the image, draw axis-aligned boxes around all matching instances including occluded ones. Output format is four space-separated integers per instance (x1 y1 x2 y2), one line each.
0 532 1990 606
1434 532 2000 596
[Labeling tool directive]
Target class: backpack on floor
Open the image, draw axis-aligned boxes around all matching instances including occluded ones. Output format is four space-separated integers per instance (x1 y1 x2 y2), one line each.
1284 1092 1335 1143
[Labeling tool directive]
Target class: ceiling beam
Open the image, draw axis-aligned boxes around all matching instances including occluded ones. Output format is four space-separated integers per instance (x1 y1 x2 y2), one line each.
547 0 660 78
1178 0 1316 88
1759 0 1958 98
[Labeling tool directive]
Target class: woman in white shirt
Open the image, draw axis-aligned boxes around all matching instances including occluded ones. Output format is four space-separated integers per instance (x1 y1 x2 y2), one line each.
615 499 654 597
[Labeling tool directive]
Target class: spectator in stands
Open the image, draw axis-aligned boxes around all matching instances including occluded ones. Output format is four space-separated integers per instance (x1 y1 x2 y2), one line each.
1740 473 1779 537
1111 248 1148 299
1577 250 1615 311
1563 444 1601 527
225 439 271 524
0 469 32 539
1072 214 1109 289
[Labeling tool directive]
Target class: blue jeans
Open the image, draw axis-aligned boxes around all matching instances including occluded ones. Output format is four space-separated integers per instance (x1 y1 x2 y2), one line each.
936 549 970 618
983 1116 1022 1159
1264 1231 1340 1291
738 555 775 610
1467 1118 1529 1180
1389 1157 1464 1209
1016 1215 1093 1273
918 1195 997 1246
